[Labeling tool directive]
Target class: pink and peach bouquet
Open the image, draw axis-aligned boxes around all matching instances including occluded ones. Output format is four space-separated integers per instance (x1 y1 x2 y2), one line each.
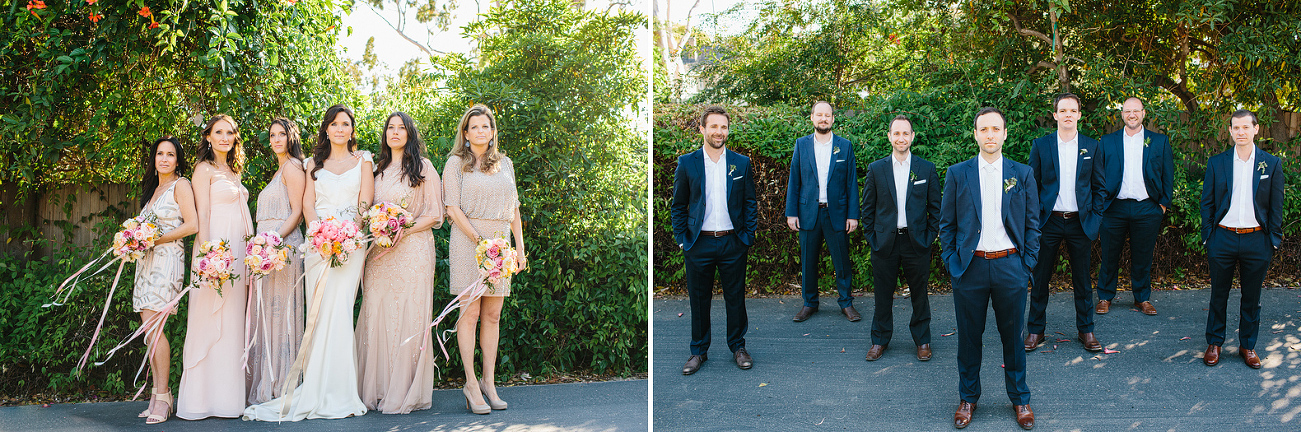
111 215 160 262
474 237 519 291
243 232 292 278
302 216 363 267
362 202 415 248
194 239 238 296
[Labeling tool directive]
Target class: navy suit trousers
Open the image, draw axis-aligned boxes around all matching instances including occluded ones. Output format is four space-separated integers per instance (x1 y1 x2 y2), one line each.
1028 214 1094 334
953 254 1030 405
685 234 749 355
1205 228 1272 350
1098 198 1164 303
870 236 932 346
800 206 854 308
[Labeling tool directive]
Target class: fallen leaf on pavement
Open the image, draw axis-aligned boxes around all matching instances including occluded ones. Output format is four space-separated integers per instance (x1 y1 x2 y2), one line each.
677 313 683 317
941 331 956 337
1103 348 1119 354
759 383 768 387
841 348 845 353
1180 336 1191 340
1056 338 1070 343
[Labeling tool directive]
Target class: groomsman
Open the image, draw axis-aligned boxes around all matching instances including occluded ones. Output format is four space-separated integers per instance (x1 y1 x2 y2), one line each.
860 114 940 361
671 105 759 375
1025 94 1107 353
939 108 1040 430
1198 109 1283 369
1096 97 1173 316
785 101 861 322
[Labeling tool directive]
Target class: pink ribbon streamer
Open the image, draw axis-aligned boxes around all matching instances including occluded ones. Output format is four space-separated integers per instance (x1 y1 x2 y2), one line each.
43 249 115 308
402 278 490 363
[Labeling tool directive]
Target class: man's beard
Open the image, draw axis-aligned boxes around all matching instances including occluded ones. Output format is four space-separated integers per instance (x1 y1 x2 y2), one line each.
707 137 726 149
815 125 832 134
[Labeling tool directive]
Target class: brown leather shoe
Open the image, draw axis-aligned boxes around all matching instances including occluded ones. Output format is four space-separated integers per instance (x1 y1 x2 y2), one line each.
1095 300 1111 314
1078 332 1103 352
1135 301 1157 315
953 401 976 429
1014 405 1035 430
865 344 887 361
1240 348 1262 369
793 306 817 322
682 354 706 375
917 344 932 361
1023 333 1045 352
734 347 753 370
842 306 862 322
1203 345 1221 366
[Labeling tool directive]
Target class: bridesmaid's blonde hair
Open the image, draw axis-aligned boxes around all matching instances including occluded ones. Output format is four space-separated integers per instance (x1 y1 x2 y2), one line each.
449 103 503 174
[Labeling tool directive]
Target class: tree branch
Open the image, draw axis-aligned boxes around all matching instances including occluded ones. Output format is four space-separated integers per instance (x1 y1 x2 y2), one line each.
1010 14 1052 45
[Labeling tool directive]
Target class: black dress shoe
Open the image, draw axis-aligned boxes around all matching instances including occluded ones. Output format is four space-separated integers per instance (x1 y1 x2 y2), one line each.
682 354 706 375
793 306 817 322
734 347 753 369
842 306 862 322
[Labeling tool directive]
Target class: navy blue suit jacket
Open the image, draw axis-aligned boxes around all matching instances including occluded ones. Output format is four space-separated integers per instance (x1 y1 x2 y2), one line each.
1028 132 1107 239
671 149 759 252
1100 128 1173 210
784 134 859 231
860 155 940 251
938 157 1041 280
1199 146 1285 248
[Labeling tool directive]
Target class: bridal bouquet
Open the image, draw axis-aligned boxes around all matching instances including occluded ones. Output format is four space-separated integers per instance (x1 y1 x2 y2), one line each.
303 216 363 267
194 239 238 296
362 202 415 248
111 215 161 262
475 237 520 292
244 232 292 278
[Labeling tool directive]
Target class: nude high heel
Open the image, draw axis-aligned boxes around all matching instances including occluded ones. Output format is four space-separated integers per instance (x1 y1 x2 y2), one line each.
479 377 508 410
145 390 172 424
463 385 490 414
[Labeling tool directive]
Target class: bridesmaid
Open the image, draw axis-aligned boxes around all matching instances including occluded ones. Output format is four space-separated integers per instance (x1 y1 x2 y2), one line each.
356 111 444 414
246 118 307 405
133 137 198 424
444 104 527 414
177 114 252 420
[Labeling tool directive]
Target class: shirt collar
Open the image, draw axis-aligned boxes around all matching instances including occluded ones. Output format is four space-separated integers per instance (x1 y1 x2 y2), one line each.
1233 145 1256 163
979 155 1003 170
893 152 911 166
814 133 834 146
702 146 727 164
1057 132 1078 146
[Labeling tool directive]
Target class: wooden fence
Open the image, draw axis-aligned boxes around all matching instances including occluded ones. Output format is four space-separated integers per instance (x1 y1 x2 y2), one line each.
0 183 136 258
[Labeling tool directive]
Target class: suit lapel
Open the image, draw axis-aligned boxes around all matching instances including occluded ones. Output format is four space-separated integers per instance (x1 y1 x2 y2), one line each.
1141 129 1154 191
1075 138 1089 186
1046 133 1059 183
804 137 818 178
884 158 898 213
967 159 982 225
1251 147 1262 198
1002 158 1013 230
724 150 734 199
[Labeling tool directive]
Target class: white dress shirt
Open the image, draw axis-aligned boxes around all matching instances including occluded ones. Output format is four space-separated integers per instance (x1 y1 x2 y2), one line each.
701 148 734 231
892 152 911 228
1053 133 1079 212
814 134 833 204
1117 129 1150 201
1220 146 1260 228
977 156 1016 252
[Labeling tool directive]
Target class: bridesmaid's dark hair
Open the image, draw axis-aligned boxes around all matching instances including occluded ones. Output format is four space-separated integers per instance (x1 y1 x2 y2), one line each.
309 104 358 181
267 117 305 163
195 114 246 174
374 111 427 188
140 136 189 207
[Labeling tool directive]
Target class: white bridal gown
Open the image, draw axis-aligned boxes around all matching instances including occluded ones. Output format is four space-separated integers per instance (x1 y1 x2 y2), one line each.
243 153 371 421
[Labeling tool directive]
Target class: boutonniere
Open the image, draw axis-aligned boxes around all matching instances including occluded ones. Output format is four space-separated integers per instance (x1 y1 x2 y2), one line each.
833 146 841 155
909 171 917 182
728 164 736 176
1258 162 1267 173
1079 148 1088 156
1003 177 1017 193
1143 137 1151 148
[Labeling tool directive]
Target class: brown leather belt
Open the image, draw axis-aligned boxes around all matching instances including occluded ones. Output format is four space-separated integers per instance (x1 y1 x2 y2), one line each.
974 248 1018 259
1052 211 1078 219
700 230 734 237
1218 224 1262 234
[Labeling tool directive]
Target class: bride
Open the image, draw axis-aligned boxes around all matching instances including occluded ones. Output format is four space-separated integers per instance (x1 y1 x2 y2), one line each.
243 105 372 421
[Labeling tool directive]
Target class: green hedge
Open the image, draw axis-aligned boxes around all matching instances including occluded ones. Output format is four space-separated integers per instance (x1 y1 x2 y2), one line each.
653 88 1301 295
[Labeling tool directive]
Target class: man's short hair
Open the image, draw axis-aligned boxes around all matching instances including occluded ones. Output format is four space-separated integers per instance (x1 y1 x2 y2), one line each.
889 114 912 131
811 100 835 112
973 107 1006 129
1054 93 1082 111
1231 109 1258 126
699 105 730 129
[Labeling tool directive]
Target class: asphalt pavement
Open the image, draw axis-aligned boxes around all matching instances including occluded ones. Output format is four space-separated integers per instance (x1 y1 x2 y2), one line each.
653 288 1301 431
0 379 647 431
